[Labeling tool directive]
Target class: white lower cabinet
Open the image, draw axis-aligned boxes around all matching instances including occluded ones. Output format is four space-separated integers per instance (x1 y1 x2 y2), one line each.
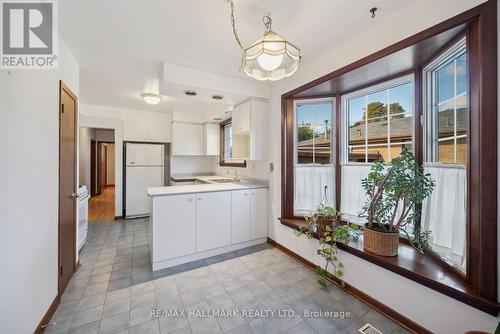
250 188 267 240
152 194 196 261
231 190 250 244
150 188 267 270
196 191 231 252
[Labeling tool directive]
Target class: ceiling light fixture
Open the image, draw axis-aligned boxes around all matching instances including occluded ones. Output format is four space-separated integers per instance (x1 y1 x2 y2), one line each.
211 94 224 100
184 90 198 96
140 93 163 105
225 0 301 81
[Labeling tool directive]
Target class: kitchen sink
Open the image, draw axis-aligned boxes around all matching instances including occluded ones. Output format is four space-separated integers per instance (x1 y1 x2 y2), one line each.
207 178 240 183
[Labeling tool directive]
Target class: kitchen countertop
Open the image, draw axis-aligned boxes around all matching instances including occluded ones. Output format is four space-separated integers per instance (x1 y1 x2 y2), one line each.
148 175 268 196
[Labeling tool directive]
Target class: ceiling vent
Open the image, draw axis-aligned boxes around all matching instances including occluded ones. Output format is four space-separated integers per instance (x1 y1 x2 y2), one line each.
358 323 382 334
213 117 222 121
211 95 224 100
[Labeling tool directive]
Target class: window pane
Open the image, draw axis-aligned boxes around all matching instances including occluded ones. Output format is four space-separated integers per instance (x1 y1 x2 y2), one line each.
224 124 232 159
390 142 412 160
314 103 333 126
296 104 314 126
366 145 387 162
313 126 331 164
437 98 455 139
456 94 467 135
456 53 467 95
348 96 365 162
297 126 314 164
348 146 366 163
456 137 467 164
389 82 412 115
437 61 454 103
437 138 455 164
366 90 387 122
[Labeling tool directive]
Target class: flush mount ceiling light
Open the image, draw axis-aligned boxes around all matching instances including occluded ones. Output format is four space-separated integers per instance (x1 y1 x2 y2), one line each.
225 0 301 81
140 93 163 105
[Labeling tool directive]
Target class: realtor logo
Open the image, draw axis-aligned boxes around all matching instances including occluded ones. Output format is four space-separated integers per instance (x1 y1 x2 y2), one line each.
1 0 58 69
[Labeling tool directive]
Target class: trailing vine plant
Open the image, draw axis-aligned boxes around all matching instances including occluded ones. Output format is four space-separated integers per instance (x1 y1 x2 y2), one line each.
295 186 359 288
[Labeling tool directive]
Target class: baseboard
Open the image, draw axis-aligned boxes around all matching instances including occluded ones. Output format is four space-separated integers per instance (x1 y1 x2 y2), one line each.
267 237 431 334
34 294 60 334
114 216 124 220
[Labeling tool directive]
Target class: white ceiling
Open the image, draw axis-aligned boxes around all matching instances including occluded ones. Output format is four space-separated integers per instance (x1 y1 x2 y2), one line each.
60 0 417 113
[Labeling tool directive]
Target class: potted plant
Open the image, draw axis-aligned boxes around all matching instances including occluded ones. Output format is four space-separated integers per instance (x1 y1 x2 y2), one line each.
296 201 359 288
360 149 434 257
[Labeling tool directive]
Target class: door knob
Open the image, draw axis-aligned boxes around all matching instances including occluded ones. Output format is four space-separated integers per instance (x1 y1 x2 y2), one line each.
70 193 80 199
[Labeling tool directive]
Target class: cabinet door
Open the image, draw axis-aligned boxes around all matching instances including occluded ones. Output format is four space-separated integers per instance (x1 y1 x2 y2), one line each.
232 100 251 134
204 123 219 156
231 190 250 244
123 119 149 142
196 192 231 252
172 122 204 155
153 194 196 262
148 119 170 143
250 188 267 240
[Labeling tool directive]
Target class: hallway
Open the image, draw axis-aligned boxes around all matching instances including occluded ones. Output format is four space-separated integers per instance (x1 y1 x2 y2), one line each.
89 186 115 222
46 219 405 334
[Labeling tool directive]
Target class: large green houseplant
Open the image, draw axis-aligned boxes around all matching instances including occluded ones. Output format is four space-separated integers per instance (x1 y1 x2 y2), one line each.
296 196 359 288
360 149 434 256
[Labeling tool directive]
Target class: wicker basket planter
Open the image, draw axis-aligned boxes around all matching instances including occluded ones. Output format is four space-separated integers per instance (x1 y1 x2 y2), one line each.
363 223 399 257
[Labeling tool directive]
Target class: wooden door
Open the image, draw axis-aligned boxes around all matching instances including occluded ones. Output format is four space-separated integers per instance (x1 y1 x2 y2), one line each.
90 139 97 196
96 143 102 195
58 81 77 295
102 144 108 186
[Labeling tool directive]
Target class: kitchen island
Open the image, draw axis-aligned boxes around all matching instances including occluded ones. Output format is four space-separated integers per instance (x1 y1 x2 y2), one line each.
147 180 268 271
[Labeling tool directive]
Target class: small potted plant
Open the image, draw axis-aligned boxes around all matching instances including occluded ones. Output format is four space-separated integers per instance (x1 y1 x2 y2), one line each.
296 198 359 288
360 149 434 257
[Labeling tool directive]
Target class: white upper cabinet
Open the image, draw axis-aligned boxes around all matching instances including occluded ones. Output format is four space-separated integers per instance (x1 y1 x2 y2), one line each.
171 121 204 156
232 100 251 134
231 99 268 161
204 123 219 156
123 118 170 143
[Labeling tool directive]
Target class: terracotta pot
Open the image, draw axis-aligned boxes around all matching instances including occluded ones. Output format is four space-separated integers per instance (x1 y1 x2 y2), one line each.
315 216 334 237
363 223 399 257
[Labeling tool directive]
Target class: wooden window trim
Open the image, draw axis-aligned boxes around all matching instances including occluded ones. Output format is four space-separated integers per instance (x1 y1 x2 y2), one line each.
281 0 497 314
219 118 247 168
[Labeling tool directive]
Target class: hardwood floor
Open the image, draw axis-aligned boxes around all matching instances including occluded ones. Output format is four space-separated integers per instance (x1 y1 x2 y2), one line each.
89 185 115 222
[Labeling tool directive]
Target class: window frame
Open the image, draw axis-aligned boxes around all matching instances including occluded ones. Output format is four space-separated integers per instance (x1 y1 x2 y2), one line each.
341 74 415 165
219 118 247 168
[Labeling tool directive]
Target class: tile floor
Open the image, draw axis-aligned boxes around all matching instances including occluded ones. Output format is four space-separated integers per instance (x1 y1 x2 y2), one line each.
46 218 409 334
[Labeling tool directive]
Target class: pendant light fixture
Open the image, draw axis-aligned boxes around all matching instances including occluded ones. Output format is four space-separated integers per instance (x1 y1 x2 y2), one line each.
225 0 301 81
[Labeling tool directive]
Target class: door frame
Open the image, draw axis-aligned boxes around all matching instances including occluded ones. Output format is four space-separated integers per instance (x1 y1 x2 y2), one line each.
90 139 97 196
58 80 78 296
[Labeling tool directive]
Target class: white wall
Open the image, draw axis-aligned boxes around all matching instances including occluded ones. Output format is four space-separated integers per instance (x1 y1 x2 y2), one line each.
79 127 96 190
171 156 218 175
266 1 499 333
0 37 79 334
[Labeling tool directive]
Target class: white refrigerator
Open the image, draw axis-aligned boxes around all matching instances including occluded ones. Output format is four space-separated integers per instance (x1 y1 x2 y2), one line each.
125 143 168 218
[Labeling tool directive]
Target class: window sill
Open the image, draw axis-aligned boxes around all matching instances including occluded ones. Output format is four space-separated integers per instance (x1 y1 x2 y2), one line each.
279 217 500 316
